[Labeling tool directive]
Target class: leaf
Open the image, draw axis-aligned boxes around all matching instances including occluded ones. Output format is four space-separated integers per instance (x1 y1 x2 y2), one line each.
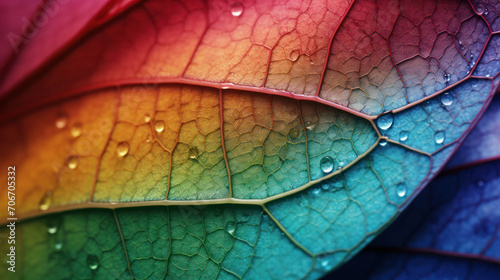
0 0 499 279
329 156 500 279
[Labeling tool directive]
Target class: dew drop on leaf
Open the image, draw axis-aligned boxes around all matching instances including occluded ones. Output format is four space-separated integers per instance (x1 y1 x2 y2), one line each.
39 191 52 211
434 131 445 144
46 219 58 234
144 113 151 123
379 139 388 146
399 131 409 142
66 155 79 169
55 113 68 129
154 120 165 133
290 50 299 61
70 122 82 137
396 184 407 198
55 240 63 250
188 147 199 159
87 254 99 270
225 221 236 235
305 120 317 130
476 2 485 14
230 2 244 17
377 113 393 130
440 92 454 106
116 141 130 157
321 183 330 191
320 156 334 173
444 73 451 83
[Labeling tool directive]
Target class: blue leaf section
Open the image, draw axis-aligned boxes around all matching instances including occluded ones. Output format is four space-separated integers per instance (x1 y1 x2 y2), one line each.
327 159 500 279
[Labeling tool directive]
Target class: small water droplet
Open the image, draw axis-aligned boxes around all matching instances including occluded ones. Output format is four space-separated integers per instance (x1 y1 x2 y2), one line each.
444 73 451 83
477 180 485 187
47 219 58 234
337 161 345 170
310 58 315 65
145 133 154 143
70 122 82 137
55 240 63 250
399 131 409 142
55 113 68 129
320 156 334 173
396 184 407 198
379 139 388 146
290 50 299 61
226 221 236 235
188 147 199 159
116 141 130 157
289 128 300 140
476 3 485 15
87 254 99 270
241 213 250 223
321 183 330 191
377 113 394 130
440 92 453 106
230 2 244 17
144 113 151 123
434 131 445 144
305 120 317 130
484 7 489 15
39 191 52 211
311 187 321 196
318 256 334 271
66 155 79 169
154 120 165 133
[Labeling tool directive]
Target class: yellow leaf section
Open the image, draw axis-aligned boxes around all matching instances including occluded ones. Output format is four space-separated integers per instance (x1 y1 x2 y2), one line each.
0 90 117 216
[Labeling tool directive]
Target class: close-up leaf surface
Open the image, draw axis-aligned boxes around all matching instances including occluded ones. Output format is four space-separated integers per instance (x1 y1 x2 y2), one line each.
0 0 499 279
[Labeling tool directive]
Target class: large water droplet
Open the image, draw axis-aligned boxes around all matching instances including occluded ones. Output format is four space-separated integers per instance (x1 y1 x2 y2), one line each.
116 141 129 157
39 191 52 211
377 113 393 130
55 113 68 129
320 156 334 173
396 184 407 198
188 147 199 159
230 2 244 17
440 92 453 106
399 131 409 142
434 131 445 144
155 120 165 133
66 155 79 169
290 50 299 61
476 3 485 15
87 254 99 270
379 139 388 146
71 122 82 138
289 128 300 140
226 221 236 235
144 113 151 123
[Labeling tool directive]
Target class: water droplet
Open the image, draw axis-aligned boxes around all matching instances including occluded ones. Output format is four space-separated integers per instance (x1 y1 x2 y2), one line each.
87 254 99 270
144 113 151 123
311 187 321 196
440 92 453 106
310 58 315 65
55 113 68 129
226 221 236 235
188 147 199 159
321 183 330 191
116 141 129 157
154 120 165 133
396 184 407 198
230 2 244 17
476 3 485 15
66 156 79 169
320 156 334 173
379 139 388 146
47 219 58 234
305 120 317 130
55 240 63 250
399 131 409 142
337 161 345 170
70 122 82 137
39 191 52 211
434 131 445 144
289 128 300 140
444 73 451 83
377 113 394 130
145 133 154 143
290 50 299 61
484 7 489 15
476 180 485 187
318 256 334 271
240 213 250 223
